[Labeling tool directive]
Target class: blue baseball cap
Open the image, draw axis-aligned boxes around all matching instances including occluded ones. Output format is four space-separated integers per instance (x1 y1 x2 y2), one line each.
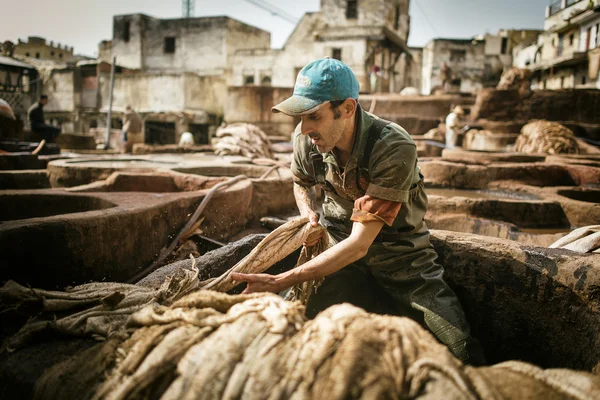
272 58 360 116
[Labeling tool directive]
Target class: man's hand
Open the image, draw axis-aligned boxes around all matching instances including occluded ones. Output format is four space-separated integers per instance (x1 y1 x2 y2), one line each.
304 211 325 247
230 272 286 294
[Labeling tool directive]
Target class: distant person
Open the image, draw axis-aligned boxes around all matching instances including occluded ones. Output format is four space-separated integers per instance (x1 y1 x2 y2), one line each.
445 105 465 149
178 132 195 147
28 95 60 142
122 105 143 153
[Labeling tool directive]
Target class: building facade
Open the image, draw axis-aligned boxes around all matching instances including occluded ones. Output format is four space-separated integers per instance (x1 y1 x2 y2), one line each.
517 0 600 90
109 14 270 76
231 0 413 93
421 29 541 95
13 36 78 63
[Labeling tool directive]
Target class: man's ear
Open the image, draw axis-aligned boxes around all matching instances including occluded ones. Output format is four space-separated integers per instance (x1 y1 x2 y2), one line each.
342 98 357 119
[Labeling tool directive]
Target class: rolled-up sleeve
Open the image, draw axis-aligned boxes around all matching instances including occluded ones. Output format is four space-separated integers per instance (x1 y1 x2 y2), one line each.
366 135 418 203
291 124 316 187
351 195 402 226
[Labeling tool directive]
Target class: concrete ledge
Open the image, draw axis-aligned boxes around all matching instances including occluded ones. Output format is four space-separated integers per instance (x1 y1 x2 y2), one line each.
431 229 600 372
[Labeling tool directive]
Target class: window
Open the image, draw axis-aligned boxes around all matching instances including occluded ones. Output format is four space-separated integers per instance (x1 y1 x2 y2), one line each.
569 34 574 46
449 49 466 63
560 76 565 88
346 0 358 19
35 52 40 59
261 76 272 86
244 75 255 85
164 37 176 54
581 76 587 85
50 51 55 56
123 21 131 43
332 48 342 60
501 37 508 54
59 53 63 58
543 80 547 89
25 52 30 57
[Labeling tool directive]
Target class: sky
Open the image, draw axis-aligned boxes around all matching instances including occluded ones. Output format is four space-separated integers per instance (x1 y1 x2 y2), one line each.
1 0 553 57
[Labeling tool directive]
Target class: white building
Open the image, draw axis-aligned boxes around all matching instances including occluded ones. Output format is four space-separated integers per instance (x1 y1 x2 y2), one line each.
519 0 600 90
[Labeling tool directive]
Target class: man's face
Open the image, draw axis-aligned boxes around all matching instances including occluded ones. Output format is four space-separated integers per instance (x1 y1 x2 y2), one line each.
299 102 346 153
40 98 48 106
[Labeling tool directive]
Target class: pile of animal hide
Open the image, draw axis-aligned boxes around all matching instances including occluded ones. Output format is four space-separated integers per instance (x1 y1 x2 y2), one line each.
496 67 532 94
0 218 320 351
213 122 274 159
3 218 600 399
28 295 600 399
550 225 600 253
515 120 579 154
462 129 494 150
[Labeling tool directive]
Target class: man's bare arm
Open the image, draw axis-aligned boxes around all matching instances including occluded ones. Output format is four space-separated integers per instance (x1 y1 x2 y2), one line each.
231 219 386 293
293 182 318 225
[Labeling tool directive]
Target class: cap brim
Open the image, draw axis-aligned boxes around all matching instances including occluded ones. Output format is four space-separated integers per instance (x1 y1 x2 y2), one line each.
272 96 328 116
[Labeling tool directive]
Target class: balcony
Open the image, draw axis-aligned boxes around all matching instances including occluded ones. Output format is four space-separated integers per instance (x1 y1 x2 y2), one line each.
547 0 591 17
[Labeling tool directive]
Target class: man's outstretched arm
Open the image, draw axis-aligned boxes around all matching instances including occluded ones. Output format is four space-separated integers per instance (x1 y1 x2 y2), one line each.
231 218 385 294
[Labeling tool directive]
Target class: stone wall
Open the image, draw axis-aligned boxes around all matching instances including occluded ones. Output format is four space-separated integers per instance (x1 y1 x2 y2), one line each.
471 88 600 125
224 86 296 137
43 69 75 113
422 39 487 94
359 94 471 135
111 14 270 75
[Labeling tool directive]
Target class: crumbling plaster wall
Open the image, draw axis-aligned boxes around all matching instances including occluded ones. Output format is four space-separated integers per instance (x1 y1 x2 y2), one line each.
225 86 295 137
320 0 409 42
143 18 228 75
43 69 75 112
231 49 278 87
422 39 486 94
98 72 225 116
111 14 146 70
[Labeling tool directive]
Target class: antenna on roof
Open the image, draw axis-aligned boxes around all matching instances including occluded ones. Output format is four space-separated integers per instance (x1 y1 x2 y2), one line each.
182 0 195 18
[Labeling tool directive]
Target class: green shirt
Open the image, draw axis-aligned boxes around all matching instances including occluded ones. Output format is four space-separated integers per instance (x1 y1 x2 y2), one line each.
291 105 427 237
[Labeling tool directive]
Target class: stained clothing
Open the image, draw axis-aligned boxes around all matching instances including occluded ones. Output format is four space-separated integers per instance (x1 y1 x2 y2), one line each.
291 105 484 364
445 112 461 148
27 102 60 142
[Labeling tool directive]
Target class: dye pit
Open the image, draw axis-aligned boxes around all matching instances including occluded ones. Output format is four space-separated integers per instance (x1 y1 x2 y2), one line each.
1 119 600 399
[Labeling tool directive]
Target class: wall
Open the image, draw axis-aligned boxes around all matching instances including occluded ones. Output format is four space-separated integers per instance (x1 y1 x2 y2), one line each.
579 15 600 51
143 17 229 74
224 86 295 137
111 14 147 70
513 43 538 68
44 69 75 112
319 0 410 42
421 39 486 94
358 94 471 134
544 0 591 30
14 37 76 62
99 72 185 112
110 14 270 76
471 88 600 129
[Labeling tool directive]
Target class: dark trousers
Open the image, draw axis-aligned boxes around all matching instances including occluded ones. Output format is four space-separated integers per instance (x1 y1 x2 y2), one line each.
33 124 61 142
305 224 486 365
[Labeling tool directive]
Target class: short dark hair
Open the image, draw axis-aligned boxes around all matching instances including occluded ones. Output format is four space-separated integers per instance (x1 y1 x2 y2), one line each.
40 95 48 101
330 100 344 119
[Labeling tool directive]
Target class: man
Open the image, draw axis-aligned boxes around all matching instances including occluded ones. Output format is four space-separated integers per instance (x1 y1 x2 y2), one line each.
445 105 465 149
231 58 484 364
122 105 143 153
28 95 60 142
